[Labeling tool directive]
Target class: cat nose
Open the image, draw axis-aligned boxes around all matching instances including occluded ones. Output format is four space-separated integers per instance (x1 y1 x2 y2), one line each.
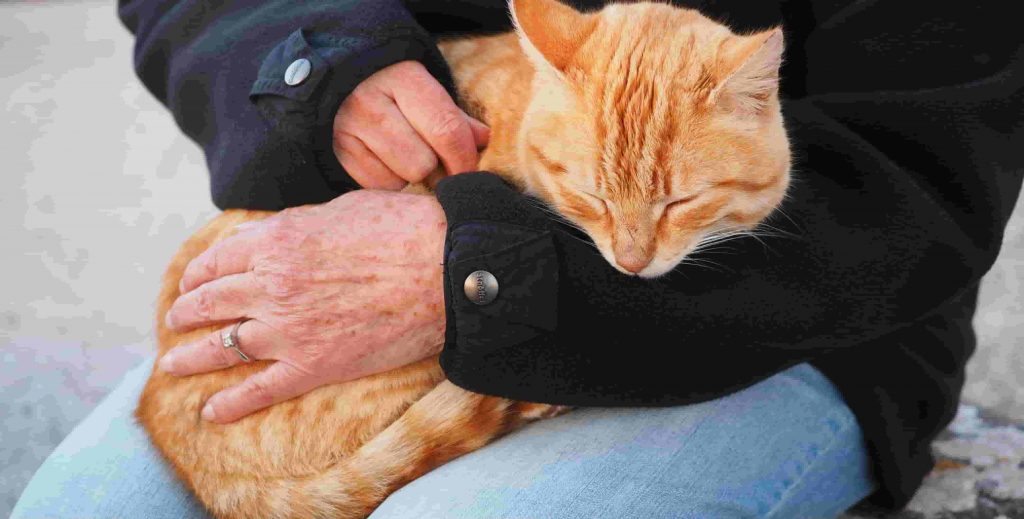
613 224 653 274
616 253 651 274
614 245 653 274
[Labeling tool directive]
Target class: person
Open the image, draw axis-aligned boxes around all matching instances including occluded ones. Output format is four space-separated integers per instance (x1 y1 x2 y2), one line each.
12 0 1023 517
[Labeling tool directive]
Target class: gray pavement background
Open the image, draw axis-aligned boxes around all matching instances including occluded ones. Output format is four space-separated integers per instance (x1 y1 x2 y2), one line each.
1 2 1021 516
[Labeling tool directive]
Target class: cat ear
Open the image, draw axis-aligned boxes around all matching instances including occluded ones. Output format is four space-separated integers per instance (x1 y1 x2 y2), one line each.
708 28 784 114
510 0 597 76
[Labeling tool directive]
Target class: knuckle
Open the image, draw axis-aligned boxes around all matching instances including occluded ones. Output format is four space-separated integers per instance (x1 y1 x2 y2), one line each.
194 287 215 319
429 110 468 143
278 266 307 294
256 266 302 300
345 85 373 111
333 133 360 156
203 250 219 278
345 89 388 125
395 60 424 74
363 106 390 128
404 154 439 182
245 378 274 407
388 60 425 80
276 259 307 279
264 220 297 247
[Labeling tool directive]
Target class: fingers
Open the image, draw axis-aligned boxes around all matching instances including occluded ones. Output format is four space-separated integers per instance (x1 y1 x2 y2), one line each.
468 116 491 151
334 132 407 190
341 99 440 184
332 61 489 189
201 361 321 423
165 273 258 331
158 319 281 377
389 66 481 175
179 229 264 294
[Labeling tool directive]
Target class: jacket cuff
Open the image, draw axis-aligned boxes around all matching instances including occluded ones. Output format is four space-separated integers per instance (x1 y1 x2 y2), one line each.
435 173 561 371
249 27 455 189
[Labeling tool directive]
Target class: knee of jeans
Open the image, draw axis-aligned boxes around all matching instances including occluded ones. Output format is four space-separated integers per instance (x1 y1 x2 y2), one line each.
762 415 876 519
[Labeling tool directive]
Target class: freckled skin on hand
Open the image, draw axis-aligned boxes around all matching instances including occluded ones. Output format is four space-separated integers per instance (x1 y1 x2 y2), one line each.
164 189 448 423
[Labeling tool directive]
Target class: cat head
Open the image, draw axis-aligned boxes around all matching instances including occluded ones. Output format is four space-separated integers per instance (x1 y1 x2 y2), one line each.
511 0 791 278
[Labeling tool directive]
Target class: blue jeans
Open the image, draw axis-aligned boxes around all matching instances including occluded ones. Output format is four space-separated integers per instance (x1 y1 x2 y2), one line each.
13 359 874 519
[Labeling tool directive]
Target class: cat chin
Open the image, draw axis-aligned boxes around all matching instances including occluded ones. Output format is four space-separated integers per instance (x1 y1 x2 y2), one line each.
594 245 636 277
608 263 676 279
635 260 681 279
638 249 703 278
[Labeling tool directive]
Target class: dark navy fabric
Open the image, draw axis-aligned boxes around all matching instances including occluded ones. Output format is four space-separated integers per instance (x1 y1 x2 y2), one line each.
118 0 455 208
118 0 1023 510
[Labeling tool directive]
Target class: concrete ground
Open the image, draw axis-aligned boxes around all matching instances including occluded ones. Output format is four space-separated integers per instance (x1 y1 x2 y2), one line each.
1 1 1022 517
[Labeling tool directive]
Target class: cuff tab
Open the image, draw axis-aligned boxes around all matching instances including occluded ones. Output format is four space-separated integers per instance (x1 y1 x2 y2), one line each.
250 29 334 102
446 228 559 353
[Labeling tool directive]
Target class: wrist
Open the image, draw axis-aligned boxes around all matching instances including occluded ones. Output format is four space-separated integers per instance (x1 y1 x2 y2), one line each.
421 195 448 267
419 195 448 332
372 191 448 338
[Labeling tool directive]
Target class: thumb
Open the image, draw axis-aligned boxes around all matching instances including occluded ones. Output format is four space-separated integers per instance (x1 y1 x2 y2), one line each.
467 115 490 151
201 361 318 424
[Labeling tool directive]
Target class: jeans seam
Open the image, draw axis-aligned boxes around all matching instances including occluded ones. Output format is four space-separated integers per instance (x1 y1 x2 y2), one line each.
761 414 858 519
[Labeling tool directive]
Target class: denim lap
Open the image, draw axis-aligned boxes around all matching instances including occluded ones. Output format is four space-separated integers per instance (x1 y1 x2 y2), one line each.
13 360 873 519
11 361 208 519
372 363 873 519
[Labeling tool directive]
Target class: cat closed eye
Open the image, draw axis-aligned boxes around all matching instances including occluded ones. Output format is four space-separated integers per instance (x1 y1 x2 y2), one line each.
667 195 699 208
577 191 609 211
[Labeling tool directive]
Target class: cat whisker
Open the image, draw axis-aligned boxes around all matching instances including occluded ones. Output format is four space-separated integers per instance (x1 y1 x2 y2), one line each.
693 229 752 249
682 257 728 270
762 196 804 236
561 232 601 252
751 221 798 239
523 197 602 253
673 255 730 274
689 243 740 256
692 219 798 257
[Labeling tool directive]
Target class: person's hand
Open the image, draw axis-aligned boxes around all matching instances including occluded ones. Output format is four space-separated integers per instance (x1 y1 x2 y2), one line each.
159 190 448 423
334 60 490 190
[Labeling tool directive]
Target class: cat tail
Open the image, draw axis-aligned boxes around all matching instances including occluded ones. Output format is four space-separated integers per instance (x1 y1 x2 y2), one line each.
215 382 559 519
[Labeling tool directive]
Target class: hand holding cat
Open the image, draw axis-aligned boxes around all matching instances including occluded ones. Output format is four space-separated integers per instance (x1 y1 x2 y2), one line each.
333 60 490 188
160 190 449 423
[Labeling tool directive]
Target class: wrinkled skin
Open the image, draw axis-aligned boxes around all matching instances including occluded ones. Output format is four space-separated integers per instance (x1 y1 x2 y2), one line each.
161 190 449 423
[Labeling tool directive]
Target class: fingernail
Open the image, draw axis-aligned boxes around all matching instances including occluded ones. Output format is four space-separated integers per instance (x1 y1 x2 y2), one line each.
158 351 177 373
201 403 216 422
178 278 187 294
164 311 175 329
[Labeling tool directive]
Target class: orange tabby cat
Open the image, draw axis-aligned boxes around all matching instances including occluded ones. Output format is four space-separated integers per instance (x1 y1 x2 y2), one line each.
138 0 791 517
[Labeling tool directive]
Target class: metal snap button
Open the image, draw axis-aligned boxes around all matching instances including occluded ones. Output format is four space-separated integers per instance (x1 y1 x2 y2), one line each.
464 270 499 305
284 58 311 86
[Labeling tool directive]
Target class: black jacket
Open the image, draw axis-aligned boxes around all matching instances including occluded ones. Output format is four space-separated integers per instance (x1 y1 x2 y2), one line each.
118 0 1024 510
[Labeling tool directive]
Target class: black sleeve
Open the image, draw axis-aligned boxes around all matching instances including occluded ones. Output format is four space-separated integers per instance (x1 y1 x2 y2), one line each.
402 0 514 36
433 1 1024 405
117 0 460 210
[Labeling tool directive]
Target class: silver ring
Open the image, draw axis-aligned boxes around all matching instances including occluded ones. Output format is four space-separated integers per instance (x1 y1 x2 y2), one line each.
221 321 251 362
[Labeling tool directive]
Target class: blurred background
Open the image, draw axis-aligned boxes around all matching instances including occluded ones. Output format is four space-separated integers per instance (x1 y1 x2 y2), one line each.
1 1 1022 516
